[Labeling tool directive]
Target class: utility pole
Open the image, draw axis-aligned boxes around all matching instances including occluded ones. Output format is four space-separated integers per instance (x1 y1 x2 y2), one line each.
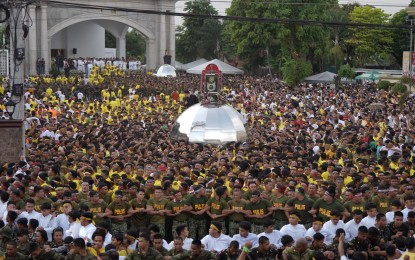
410 19 413 84
0 0 32 162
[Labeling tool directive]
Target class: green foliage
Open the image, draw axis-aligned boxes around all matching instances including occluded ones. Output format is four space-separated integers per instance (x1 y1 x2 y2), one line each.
399 91 411 107
377 80 390 90
337 64 355 79
392 83 408 94
389 10 410 66
126 30 146 62
49 68 61 77
400 75 413 85
330 45 344 71
176 0 222 63
281 58 312 86
345 6 393 66
105 31 116 48
225 0 333 74
219 21 238 61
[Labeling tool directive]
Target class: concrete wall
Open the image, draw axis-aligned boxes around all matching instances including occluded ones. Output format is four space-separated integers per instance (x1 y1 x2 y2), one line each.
24 1 178 74
104 48 116 58
51 21 106 59
51 28 67 49
0 121 24 163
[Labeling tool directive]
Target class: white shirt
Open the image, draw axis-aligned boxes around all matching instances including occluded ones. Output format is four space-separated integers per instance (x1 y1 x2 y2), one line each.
344 220 360 242
17 210 41 222
232 233 258 249
257 230 282 248
322 220 345 244
38 214 57 241
40 129 55 138
65 221 82 239
104 233 112 247
167 237 193 251
201 233 232 252
305 227 323 241
55 213 70 232
359 216 376 229
280 224 306 244
128 240 138 251
78 223 96 243
386 211 396 224
401 208 413 222
0 201 6 220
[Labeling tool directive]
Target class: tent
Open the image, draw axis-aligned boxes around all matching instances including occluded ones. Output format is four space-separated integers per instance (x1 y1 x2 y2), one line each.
186 59 244 74
305 71 337 83
175 61 184 70
180 58 208 71
355 70 380 81
155 64 176 77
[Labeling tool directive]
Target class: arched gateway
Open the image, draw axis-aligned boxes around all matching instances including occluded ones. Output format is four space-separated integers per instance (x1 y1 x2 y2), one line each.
24 0 177 74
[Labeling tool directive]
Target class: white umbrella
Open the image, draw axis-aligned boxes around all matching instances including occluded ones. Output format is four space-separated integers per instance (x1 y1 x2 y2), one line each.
171 103 247 144
155 64 176 77
186 59 244 74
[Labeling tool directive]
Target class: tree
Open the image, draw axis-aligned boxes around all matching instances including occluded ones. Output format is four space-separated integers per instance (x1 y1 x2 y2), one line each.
105 31 116 48
225 0 335 75
389 10 410 67
281 58 312 86
126 30 146 62
176 0 222 63
345 6 393 66
225 1 284 70
337 64 355 79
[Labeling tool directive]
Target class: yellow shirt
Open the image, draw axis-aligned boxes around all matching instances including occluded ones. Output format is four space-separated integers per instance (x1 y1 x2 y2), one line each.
88 247 105 256
401 252 415 260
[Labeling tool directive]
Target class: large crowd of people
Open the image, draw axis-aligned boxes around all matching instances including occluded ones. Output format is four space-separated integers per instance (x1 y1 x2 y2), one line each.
0 62 414 259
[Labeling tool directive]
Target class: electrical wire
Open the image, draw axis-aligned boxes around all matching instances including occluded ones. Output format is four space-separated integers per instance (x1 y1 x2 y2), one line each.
5 1 31 94
43 0 412 30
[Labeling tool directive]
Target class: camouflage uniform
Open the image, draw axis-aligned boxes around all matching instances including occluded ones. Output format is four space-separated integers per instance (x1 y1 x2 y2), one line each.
32 250 66 260
167 248 190 260
111 221 128 234
228 221 240 237
282 247 314 260
154 223 166 239
217 221 227 236
65 252 96 260
125 247 164 260
185 194 208 240
188 250 215 260
188 218 207 240
17 241 30 256
216 249 241 260
0 251 28 260
0 226 13 251
172 221 188 238
156 247 169 257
